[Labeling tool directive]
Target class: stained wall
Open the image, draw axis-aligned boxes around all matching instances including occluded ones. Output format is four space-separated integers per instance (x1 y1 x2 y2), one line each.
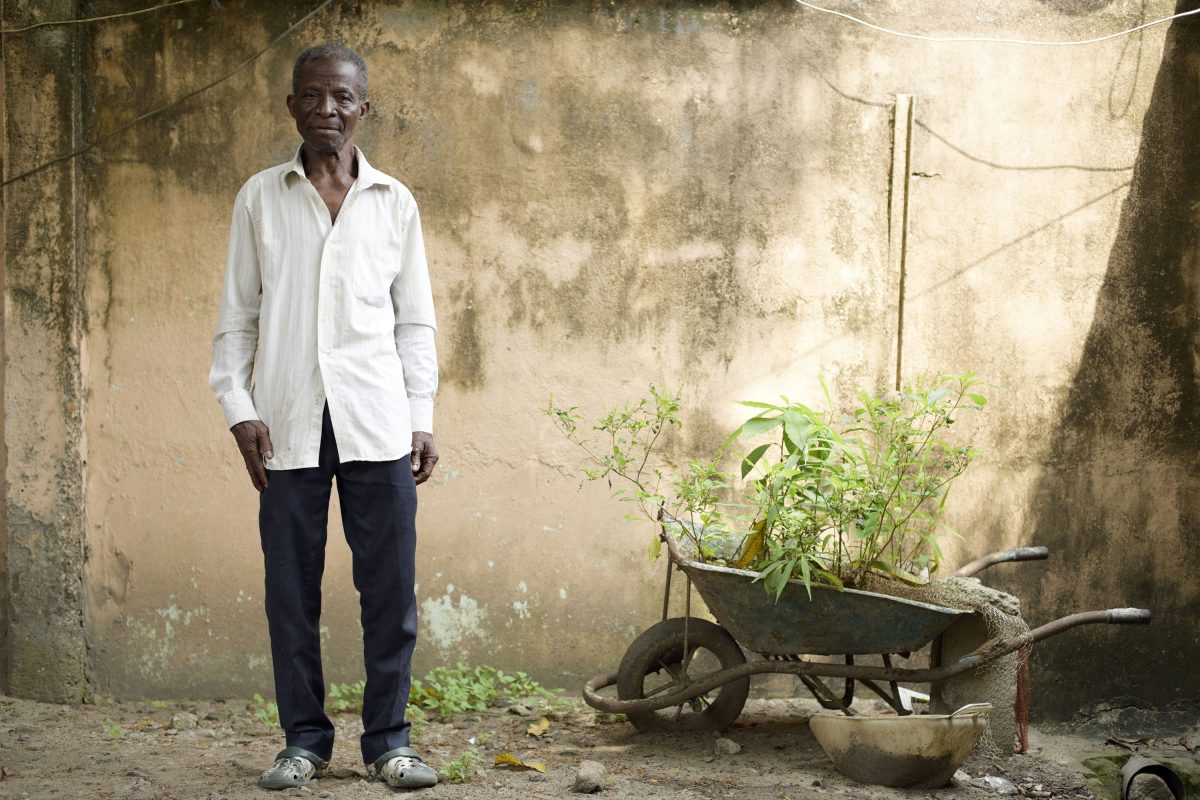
2 0 1195 722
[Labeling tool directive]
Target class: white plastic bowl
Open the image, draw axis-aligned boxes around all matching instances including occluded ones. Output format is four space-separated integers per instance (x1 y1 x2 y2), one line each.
809 703 991 789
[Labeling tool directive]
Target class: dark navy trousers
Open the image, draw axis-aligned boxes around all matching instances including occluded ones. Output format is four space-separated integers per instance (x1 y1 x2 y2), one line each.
258 404 419 765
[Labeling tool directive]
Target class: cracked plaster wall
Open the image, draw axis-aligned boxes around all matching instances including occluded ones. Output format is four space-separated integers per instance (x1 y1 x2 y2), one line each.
2 0 1195 721
2 0 90 702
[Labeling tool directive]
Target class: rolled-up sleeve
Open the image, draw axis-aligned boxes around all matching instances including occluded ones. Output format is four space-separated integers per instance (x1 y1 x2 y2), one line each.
209 186 262 429
392 199 438 433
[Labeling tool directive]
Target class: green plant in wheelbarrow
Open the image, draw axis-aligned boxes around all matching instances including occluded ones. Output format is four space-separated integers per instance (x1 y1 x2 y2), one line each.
730 373 986 597
547 373 986 598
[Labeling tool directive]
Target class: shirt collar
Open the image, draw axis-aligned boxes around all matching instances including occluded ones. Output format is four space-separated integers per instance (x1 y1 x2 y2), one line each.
283 145 389 189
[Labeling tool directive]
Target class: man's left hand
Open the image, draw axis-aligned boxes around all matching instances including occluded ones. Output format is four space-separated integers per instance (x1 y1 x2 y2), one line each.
411 432 439 485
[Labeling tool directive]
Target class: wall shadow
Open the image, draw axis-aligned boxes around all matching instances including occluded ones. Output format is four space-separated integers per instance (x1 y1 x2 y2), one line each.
1006 4 1200 723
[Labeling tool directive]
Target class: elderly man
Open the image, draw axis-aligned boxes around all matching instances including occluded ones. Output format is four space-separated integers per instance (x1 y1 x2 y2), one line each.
209 43 439 790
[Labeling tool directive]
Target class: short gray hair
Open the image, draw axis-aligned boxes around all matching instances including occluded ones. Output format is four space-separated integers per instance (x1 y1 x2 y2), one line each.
292 42 368 99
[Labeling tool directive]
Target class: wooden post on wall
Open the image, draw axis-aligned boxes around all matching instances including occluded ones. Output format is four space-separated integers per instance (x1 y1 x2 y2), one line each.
888 94 915 391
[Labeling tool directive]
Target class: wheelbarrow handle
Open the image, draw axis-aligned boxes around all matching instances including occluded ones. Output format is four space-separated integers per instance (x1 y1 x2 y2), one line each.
953 546 1050 577
1107 608 1152 625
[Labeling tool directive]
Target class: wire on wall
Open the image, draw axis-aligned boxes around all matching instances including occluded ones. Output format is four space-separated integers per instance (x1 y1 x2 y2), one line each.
1 0 335 188
794 0 1200 46
0 0 203 35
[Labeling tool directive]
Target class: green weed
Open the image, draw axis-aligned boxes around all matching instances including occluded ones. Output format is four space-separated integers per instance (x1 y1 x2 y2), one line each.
409 664 554 719
327 680 366 714
438 748 482 784
251 693 279 727
407 703 428 738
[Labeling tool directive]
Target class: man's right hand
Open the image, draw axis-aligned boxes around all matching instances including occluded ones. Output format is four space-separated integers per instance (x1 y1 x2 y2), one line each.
231 420 274 492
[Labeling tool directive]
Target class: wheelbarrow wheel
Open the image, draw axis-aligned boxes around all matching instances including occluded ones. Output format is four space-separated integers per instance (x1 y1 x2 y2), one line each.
617 617 749 734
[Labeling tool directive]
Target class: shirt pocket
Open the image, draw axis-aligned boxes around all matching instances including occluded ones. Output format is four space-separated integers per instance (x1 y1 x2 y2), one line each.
353 239 401 309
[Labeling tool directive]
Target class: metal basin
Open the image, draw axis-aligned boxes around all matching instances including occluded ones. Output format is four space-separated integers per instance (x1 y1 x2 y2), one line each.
809 704 991 789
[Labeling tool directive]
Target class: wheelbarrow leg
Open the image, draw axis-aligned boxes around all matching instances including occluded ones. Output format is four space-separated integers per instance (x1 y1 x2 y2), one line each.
857 654 915 716
789 654 856 713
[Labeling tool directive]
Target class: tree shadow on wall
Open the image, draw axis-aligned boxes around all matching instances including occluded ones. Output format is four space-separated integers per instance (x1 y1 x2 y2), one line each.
1016 5 1200 723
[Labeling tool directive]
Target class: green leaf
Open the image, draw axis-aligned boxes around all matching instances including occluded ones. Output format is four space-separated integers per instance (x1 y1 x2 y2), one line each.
740 443 772 478
968 393 987 407
782 411 812 451
736 400 785 410
737 416 784 440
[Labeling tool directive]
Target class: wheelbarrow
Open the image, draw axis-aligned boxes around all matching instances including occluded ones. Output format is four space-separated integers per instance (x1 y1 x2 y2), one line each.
582 526 1151 734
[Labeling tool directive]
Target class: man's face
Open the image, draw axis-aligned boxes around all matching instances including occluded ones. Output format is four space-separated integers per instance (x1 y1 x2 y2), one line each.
287 58 369 154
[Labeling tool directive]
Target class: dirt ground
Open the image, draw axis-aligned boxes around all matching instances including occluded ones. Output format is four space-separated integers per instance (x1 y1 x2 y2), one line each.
0 693 1194 800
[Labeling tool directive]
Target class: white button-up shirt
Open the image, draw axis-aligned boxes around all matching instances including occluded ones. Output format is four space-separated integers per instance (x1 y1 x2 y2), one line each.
209 147 438 470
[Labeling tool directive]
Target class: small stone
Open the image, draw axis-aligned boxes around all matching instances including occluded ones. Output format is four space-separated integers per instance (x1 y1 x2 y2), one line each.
712 737 742 755
25 742 45 751
127 770 149 778
953 770 971 784
702 755 715 763
970 776 1019 795
208 794 223 800
528 772 548 782
572 760 606 793
171 711 198 730
509 704 533 717
811 779 824 788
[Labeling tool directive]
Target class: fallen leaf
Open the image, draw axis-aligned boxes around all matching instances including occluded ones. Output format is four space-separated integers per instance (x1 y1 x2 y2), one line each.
1179 737 1196 753
527 716 550 737
494 753 546 772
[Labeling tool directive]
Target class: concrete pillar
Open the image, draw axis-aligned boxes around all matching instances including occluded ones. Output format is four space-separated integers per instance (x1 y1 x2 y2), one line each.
1 0 89 701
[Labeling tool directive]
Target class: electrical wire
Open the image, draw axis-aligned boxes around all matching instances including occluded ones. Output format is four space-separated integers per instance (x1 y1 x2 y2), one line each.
794 0 1200 46
0 0 202 35
1 0 335 188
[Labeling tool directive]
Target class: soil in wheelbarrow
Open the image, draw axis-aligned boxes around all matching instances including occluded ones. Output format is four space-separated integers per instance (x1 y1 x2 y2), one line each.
0 693 1143 800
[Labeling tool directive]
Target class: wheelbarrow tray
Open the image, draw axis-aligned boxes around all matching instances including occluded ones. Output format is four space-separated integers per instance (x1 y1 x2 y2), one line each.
678 559 972 655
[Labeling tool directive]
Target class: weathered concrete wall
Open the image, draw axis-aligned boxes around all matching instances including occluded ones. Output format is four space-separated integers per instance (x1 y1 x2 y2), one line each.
3 0 1196 722
1015 10 1200 723
1 0 90 701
